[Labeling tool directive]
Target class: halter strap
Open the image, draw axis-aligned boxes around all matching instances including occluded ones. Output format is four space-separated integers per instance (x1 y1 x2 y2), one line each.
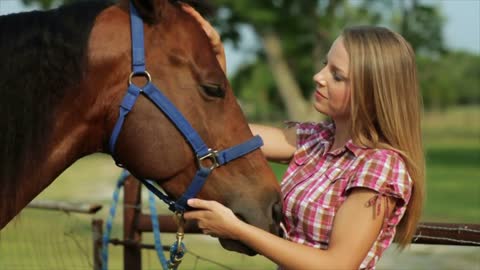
108 2 264 213
130 1 146 73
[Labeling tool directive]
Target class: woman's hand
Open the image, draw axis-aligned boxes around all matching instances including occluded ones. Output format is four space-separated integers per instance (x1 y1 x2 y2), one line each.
181 4 227 74
184 199 243 239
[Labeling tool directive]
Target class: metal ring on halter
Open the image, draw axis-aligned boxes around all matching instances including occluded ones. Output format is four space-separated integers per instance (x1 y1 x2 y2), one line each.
196 149 220 171
128 70 152 86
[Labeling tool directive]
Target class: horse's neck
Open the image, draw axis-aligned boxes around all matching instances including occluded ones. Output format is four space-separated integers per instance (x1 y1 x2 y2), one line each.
1 96 104 229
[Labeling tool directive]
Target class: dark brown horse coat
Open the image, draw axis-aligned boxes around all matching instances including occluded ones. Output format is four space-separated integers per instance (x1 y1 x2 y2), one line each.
0 0 281 254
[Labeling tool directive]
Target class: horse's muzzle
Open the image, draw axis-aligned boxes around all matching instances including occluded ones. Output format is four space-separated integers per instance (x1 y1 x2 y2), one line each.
220 201 284 256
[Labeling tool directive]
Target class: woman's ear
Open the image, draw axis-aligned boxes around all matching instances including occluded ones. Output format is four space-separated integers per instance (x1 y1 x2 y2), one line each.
130 0 167 24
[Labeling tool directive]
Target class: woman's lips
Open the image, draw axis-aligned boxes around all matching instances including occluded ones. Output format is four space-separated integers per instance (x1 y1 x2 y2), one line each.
315 89 327 99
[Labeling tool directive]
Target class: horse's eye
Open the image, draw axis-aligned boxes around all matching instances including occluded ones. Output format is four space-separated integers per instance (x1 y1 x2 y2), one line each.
201 83 225 98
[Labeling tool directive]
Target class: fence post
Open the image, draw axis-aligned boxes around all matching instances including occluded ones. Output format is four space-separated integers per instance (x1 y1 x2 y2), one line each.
92 219 103 270
124 176 142 270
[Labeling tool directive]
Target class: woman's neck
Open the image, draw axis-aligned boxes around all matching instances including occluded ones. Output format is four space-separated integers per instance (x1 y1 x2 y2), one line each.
331 119 351 151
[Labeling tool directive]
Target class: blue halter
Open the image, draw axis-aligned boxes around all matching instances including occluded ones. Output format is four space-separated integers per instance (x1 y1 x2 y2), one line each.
108 2 263 213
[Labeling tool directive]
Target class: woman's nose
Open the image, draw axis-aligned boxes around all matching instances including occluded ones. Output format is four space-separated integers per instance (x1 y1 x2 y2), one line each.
313 69 326 85
313 71 322 82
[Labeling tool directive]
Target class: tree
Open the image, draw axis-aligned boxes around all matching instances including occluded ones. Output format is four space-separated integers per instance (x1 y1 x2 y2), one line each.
398 0 447 55
212 0 393 121
419 51 480 110
23 0 472 118
212 0 449 121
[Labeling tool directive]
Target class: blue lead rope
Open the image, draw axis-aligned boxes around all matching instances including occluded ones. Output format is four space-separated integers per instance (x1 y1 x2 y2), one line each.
102 170 185 270
148 182 170 269
102 170 129 270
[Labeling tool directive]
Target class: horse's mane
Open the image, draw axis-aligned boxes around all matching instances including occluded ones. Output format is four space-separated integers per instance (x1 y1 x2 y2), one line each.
0 0 113 187
0 0 212 214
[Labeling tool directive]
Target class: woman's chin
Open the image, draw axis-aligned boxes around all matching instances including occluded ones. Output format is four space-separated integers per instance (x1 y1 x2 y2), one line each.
313 102 328 115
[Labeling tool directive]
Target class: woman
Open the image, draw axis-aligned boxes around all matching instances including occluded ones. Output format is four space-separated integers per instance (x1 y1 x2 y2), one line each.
181 4 425 270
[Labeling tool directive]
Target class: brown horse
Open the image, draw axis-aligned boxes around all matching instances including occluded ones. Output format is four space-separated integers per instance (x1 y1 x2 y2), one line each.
0 0 281 254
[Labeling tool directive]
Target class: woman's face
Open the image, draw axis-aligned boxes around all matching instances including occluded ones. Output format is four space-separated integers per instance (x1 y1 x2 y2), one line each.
313 36 351 122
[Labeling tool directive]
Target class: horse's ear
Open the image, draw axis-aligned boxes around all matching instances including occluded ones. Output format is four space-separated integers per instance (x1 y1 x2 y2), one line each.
130 0 168 24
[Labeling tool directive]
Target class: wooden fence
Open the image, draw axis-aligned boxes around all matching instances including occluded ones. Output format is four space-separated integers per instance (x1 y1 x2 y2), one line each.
25 177 479 270
93 177 480 270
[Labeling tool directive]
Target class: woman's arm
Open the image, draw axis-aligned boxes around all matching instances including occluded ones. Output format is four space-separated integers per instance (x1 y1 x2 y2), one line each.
249 124 296 163
185 188 396 270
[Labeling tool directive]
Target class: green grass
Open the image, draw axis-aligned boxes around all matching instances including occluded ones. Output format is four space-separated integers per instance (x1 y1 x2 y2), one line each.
422 147 480 222
0 106 478 269
417 106 479 223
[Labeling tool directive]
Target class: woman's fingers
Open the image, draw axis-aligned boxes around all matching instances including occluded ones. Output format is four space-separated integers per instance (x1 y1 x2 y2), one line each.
180 3 227 73
183 211 217 237
180 3 201 19
181 3 213 32
180 4 221 46
183 210 203 220
187 198 213 209
183 199 242 239
183 199 214 221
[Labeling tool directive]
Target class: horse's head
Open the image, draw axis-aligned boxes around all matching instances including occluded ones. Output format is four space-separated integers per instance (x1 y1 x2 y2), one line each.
86 0 282 254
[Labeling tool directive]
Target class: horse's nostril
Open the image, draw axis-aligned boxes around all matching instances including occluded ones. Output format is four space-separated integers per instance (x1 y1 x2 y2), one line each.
272 202 283 224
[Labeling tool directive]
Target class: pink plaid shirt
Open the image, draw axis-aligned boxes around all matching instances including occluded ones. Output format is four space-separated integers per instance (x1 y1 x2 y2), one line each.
281 121 412 270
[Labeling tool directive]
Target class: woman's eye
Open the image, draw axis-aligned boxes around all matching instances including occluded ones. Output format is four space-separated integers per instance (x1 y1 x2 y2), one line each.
332 72 343 82
201 84 225 98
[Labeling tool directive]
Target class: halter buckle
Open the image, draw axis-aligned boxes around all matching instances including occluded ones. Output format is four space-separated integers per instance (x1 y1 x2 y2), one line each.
196 149 220 171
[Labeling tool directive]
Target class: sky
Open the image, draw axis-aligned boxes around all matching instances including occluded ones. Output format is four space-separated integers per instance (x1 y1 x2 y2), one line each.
0 0 479 75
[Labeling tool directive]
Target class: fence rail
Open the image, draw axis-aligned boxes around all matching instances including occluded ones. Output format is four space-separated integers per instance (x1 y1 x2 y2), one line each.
413 222 480 246
28 200 102 214
135 214 480 246
22 179 480 270
116 177 480 270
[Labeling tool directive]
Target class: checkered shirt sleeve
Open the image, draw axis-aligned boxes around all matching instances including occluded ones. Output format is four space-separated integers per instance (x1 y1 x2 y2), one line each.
345 150 412 206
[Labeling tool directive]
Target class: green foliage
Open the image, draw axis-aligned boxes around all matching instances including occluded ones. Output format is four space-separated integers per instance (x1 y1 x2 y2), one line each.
231 60 285 121
211 0 472 120
399 2 447 54
418 52 480 110
21 0 479 116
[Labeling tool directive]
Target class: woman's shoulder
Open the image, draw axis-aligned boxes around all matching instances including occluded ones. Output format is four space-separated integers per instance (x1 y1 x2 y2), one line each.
351 144 403 163
347 146 413 203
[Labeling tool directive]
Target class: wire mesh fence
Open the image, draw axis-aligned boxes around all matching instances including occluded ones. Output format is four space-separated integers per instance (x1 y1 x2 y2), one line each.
0 203 275 270
1 200 478 270
0 208 97 270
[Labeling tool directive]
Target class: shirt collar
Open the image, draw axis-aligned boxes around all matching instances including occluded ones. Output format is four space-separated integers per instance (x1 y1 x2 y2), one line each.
326 139 366 157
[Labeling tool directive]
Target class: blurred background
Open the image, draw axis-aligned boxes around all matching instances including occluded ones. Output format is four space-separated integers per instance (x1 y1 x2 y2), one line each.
0 0 478 269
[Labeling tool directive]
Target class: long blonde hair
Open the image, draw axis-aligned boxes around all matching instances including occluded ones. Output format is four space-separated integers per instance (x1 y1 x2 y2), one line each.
342 26 425 248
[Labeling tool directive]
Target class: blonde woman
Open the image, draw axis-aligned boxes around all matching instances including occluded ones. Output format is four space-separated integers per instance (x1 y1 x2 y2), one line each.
182 5 425 270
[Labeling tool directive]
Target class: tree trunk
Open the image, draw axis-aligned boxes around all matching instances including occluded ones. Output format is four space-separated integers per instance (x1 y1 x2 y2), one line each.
260 31 322 122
